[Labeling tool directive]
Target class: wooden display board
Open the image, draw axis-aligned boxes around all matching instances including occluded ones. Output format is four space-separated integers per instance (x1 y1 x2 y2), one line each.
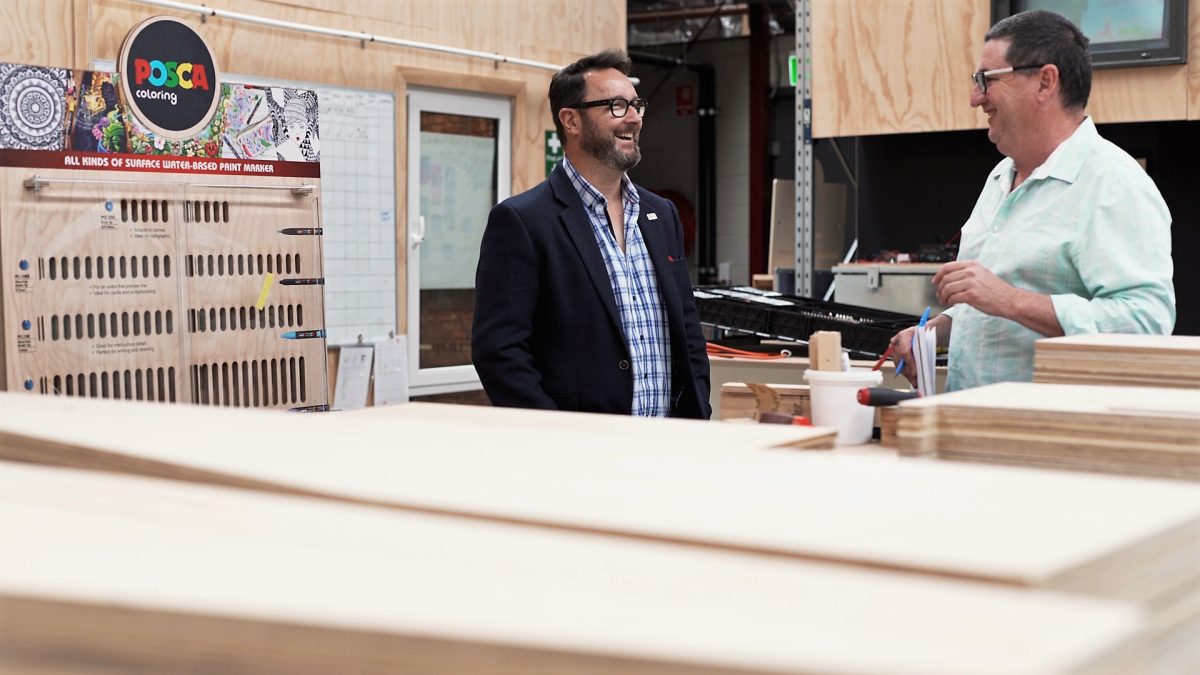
0 169 328 410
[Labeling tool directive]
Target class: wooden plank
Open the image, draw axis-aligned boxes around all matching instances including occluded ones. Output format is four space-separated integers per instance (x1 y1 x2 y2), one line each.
0 462 1148 675
0 392 1196 610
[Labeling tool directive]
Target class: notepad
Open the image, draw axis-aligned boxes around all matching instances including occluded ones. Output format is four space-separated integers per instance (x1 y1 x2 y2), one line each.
913 326 936 397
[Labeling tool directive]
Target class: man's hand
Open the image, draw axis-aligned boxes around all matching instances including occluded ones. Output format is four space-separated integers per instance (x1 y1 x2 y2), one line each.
933 260 1017 317
888 313 951 387
932 260 1064 337
889 325 921 386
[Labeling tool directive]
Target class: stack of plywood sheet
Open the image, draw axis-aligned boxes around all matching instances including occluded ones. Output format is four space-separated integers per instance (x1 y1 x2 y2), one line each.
1035 334 1200 389
894 382 1200 481
0 462 1149 675
1 392 1198 665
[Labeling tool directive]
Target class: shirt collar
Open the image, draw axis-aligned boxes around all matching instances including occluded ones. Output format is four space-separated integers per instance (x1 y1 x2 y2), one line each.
561 156 639 211
991 116 1097 186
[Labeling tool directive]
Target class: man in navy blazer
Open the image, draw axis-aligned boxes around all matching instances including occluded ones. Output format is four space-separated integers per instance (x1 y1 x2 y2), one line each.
472 50 711 418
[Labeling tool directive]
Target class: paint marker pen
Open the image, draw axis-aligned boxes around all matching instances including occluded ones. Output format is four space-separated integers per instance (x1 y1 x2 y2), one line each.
278 228 323 236
281 329 326 340
279 277 324 286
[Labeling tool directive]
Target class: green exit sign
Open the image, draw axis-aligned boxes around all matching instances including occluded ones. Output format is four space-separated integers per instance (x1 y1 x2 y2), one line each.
545 130 563 176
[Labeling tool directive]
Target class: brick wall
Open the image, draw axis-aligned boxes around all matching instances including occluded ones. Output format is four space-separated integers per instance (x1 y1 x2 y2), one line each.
417 288 474 369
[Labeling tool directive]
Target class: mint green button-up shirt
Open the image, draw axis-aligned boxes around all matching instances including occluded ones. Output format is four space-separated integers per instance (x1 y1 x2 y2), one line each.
943 117 1175 392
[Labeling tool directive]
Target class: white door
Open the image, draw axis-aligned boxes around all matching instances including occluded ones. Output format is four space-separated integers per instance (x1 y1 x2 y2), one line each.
406 88 511 395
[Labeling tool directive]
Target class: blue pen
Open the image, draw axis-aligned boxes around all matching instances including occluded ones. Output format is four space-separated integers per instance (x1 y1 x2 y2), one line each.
281 329 326 340
896 306 932 375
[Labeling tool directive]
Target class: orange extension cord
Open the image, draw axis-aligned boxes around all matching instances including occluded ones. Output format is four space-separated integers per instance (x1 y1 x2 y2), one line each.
705 342 793 360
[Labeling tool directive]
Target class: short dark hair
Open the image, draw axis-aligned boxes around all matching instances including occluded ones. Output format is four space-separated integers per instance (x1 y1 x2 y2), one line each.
548 49 632 139
986 9 1091 110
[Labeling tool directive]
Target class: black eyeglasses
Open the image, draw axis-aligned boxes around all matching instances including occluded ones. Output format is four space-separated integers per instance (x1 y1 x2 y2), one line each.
568 97 648 118
970 64 1046 94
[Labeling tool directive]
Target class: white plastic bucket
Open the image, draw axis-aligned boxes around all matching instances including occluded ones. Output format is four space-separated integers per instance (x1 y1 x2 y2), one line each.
802 367 883 445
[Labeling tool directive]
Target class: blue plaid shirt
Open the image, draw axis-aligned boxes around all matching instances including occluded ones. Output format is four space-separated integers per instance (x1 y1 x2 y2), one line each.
562 157 671 416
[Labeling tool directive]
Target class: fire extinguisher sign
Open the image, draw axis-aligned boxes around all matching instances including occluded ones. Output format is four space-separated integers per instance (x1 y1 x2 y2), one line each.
675 84 694 117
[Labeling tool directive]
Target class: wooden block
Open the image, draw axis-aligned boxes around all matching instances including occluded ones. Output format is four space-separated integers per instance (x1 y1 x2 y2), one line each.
808 330 842 371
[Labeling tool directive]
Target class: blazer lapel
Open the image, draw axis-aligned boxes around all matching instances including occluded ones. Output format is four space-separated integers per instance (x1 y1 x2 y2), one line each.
550 168 623 333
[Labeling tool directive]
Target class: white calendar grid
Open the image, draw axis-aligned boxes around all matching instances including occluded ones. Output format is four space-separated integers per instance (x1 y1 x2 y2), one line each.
314 87 397 346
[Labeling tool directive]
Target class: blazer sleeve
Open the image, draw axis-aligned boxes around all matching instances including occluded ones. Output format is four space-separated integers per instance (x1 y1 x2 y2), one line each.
471 202 558 410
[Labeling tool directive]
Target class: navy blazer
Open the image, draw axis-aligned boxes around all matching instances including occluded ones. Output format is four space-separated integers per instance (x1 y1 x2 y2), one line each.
472 165 711 419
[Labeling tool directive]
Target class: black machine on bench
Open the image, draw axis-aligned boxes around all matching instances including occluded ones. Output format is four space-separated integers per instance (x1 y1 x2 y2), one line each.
694 287 921 359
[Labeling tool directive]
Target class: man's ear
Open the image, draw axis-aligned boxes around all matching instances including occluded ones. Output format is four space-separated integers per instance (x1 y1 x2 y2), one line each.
558 107 580 137
1037 64 1061 103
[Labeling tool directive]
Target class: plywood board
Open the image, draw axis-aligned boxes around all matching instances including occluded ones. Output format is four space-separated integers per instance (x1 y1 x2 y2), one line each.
895 381 1200 480
0 393 1197 611
1034 334 1200 389
811 0 1199 137
347 400 833 449
0 462 1147 675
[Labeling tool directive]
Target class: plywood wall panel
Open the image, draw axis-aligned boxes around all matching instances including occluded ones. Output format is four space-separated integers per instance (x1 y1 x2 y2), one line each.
0 0 75 68
1189 0 1200 119
1089 65 1189 124
814 0 1200 137
813 0 988 137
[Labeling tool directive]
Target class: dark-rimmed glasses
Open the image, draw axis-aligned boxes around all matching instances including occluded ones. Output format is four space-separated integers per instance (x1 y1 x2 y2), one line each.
971 64 1046 94
568 97 648 118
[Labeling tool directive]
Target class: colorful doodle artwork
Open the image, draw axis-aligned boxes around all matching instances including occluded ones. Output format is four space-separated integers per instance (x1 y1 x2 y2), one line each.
0 64 69 150
67 71 127 153
121 80 229 157
265 87 320 162
220 86 320 162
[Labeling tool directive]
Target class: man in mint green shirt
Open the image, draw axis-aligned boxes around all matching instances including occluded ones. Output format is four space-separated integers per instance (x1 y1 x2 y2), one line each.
894 10 1174 391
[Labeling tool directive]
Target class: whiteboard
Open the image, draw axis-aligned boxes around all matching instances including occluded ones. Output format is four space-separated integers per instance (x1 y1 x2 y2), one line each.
308 86 396 347
96 60 398 348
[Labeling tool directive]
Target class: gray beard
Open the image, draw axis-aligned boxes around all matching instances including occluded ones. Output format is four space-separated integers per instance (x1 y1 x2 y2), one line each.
581 120 641 172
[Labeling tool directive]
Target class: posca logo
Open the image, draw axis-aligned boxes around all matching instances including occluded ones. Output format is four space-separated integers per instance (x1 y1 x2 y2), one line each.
118 16 220 139
132 58 211 98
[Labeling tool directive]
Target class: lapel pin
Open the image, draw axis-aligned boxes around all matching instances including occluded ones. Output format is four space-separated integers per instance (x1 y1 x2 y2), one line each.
646 212 658 221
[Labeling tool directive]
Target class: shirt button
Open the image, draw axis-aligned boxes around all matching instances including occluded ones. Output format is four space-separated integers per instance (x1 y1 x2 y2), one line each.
618 360 630 370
